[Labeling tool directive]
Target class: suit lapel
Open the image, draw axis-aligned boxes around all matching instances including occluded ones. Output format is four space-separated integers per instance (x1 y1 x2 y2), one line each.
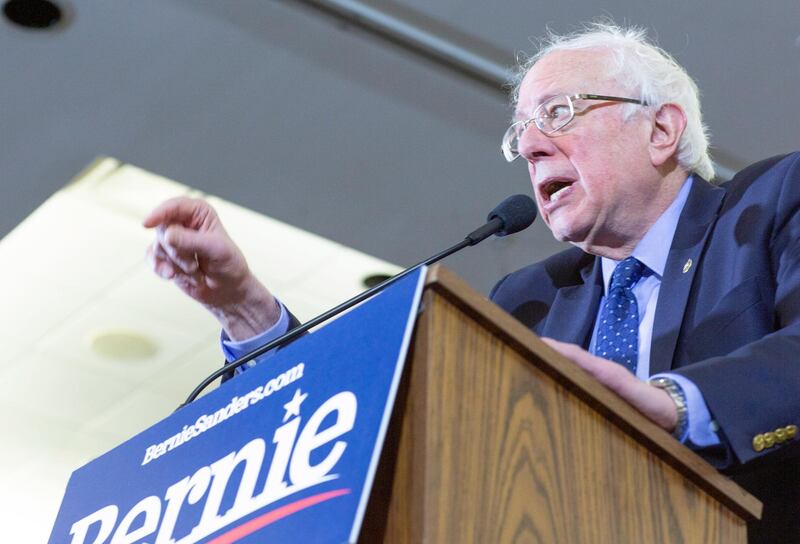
649 178 726 374
541 257 603 348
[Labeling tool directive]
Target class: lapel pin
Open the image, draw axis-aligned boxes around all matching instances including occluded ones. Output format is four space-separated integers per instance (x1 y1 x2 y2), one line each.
683 258 693 274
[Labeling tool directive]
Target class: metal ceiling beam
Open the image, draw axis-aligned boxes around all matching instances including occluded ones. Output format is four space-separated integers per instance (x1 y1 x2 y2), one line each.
289 0 515 95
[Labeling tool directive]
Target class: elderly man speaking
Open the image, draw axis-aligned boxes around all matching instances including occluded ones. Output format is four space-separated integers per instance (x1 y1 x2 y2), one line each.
145 23 799 543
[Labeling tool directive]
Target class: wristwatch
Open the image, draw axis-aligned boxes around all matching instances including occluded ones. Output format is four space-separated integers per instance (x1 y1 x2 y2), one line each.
649 376 688 440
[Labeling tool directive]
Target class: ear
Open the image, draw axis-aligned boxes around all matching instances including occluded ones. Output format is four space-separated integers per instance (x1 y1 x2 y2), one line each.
648 103 687 168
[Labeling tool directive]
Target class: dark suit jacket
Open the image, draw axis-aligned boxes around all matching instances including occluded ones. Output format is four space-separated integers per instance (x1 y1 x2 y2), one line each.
490 152 800 543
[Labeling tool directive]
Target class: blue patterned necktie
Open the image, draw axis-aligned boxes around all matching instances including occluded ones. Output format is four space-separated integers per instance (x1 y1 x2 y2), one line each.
594 257 646 374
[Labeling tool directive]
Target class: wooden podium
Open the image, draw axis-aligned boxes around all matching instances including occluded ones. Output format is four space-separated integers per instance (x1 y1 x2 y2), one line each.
361 266 761 543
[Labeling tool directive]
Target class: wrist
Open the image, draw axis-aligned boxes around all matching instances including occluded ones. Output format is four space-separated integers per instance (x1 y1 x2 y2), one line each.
649 377 688 440
207 275 281 341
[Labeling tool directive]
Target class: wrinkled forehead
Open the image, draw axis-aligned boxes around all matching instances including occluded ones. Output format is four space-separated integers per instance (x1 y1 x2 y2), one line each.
515 49 619 117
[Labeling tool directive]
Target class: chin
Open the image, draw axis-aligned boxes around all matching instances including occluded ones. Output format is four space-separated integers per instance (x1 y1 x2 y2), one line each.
549 222 588 245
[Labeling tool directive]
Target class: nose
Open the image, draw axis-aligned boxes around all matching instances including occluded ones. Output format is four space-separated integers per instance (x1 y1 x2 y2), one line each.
517 122 557 164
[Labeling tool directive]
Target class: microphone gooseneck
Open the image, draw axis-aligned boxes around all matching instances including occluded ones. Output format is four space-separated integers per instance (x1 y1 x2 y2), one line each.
179 194 538 408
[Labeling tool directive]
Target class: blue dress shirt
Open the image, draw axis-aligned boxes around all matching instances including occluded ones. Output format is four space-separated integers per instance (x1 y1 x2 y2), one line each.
588 176 719 447
221 300 291 375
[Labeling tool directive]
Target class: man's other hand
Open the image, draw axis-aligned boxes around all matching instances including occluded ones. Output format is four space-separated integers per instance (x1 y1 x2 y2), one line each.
541 337 679 433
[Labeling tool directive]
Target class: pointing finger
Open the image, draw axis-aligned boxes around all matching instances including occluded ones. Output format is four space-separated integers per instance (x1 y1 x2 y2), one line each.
143 197 207 229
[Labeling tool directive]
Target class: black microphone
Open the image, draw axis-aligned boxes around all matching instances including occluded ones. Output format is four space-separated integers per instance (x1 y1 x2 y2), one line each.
179 194 537 408
466 194 538 244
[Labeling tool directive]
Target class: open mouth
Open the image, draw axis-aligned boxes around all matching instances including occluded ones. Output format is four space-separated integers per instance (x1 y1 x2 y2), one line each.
542 179 574 202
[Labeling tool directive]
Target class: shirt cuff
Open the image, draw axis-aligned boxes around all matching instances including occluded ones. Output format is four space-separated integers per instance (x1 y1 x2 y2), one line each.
220 300 291 374
653 372 721 448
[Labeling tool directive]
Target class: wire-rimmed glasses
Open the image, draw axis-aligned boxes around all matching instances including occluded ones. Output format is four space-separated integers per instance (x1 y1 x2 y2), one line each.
501 93 648 162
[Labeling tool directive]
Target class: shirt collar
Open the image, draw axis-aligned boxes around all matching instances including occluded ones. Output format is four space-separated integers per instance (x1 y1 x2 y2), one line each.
601 175 694 292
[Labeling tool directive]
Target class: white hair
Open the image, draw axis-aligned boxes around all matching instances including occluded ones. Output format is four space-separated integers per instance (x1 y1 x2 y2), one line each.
513 22 715 180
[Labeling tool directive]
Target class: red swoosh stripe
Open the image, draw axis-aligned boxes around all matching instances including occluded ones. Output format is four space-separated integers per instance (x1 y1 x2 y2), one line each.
207 488 351 544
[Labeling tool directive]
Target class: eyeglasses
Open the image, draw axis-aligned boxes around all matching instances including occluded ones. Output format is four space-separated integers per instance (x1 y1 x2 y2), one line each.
500 93 648 162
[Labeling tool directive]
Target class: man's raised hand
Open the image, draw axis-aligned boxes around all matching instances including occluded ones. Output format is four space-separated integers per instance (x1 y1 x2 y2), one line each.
143 197 281 340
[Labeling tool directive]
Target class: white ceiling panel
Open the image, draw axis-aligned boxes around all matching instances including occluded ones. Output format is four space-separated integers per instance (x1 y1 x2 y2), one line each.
0 156 404 536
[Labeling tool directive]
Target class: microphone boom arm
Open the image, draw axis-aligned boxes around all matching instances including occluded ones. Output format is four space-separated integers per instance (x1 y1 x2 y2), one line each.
179 236 473 408
179 194 535 408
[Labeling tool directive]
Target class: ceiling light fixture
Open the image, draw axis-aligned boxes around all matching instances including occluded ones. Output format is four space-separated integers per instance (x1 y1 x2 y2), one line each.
88 330 159 362
362 273 392 288
2 0 64 30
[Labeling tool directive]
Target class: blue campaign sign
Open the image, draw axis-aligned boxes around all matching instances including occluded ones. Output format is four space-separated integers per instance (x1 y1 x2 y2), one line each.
49 268 427 544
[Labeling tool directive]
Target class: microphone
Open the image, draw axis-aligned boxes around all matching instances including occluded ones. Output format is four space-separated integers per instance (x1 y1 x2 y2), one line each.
466 194 538 244
179 194 537 408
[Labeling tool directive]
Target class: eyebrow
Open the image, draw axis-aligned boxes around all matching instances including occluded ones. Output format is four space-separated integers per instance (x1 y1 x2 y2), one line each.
514 93 561 120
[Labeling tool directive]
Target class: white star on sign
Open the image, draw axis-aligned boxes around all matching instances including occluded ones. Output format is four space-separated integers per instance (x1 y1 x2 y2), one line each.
283 388 308 422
